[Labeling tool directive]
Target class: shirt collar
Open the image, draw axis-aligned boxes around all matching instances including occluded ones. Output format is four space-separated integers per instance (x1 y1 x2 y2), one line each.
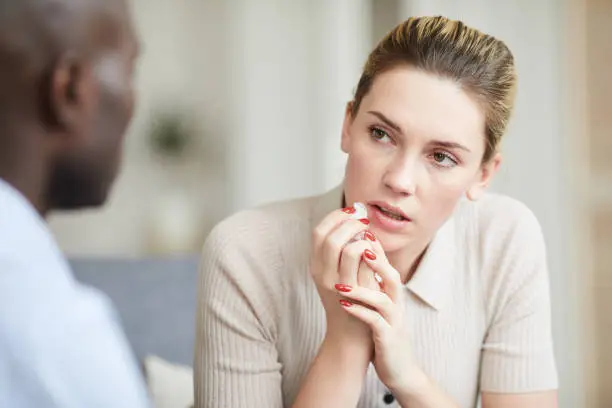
405 215 456 311
0 177 45 223
311 182 456 311
0 177 63 263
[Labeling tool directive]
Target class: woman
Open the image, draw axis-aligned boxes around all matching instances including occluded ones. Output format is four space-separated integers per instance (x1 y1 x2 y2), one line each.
194 16 558 408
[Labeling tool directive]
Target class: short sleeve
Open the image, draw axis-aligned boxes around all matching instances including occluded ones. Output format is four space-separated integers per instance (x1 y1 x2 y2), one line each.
480 205 558 393
194 212 283 408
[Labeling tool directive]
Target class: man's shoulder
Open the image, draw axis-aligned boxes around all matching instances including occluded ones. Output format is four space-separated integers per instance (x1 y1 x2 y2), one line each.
0 180 65 269
0 277 151 407
0 267 115 351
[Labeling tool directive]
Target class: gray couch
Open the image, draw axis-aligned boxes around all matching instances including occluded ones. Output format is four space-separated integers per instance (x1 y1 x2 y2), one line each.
69 257 199 368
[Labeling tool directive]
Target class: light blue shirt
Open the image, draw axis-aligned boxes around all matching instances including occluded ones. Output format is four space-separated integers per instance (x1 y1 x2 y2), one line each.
0 179 151 408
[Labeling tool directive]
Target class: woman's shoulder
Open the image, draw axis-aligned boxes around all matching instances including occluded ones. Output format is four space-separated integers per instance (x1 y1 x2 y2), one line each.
455 193 548 302
457 195 555 344
212 195 315 240
457 192 543 243
201 193 320 267
197 195 322 338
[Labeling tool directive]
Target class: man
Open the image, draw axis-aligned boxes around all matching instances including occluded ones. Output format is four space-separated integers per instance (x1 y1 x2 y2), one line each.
0 0 150 406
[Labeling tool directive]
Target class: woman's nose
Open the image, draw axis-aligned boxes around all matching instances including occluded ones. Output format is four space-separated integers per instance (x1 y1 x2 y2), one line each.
383 157 418 196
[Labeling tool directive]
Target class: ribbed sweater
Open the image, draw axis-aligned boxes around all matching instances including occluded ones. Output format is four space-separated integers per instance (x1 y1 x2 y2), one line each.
194 185 558 408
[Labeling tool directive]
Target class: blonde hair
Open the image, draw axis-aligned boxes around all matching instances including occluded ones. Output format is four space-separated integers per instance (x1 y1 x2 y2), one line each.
352 16 517 162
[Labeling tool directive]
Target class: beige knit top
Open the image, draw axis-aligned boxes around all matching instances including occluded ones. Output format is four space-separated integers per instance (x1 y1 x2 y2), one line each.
194 184 558 408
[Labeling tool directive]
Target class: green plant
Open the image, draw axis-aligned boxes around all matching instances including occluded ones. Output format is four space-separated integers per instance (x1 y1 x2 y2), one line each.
149 111 193 158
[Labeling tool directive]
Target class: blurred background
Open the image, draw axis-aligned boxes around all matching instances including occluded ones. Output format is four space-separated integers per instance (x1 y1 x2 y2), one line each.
48 0 609 407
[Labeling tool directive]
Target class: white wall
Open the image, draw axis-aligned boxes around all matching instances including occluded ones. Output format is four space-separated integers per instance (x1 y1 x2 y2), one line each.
223 0 372 211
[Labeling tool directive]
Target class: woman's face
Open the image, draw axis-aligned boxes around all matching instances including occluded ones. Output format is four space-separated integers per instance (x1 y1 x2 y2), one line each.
342 66 500 253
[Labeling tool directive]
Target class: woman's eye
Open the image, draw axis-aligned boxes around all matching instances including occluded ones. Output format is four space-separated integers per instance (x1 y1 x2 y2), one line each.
432 152 458 168
370 127 390 142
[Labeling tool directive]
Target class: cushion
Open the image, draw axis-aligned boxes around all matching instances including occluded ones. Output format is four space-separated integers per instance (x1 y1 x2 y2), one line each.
144 355 194 408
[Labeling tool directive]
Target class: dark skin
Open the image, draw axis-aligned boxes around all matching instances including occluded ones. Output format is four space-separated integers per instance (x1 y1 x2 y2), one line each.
0 0 140 217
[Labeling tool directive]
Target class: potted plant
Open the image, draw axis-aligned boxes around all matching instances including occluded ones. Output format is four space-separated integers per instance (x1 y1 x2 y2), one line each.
145 109 202 255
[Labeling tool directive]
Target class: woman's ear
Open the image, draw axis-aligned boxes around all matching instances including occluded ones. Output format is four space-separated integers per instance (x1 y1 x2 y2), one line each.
466 153 502 201
341 101 355 154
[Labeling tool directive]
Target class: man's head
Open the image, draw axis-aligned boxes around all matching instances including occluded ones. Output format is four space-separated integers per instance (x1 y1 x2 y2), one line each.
0 0 139 214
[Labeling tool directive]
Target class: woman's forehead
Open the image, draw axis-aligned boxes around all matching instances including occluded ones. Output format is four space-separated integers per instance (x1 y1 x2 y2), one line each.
360 67 486 147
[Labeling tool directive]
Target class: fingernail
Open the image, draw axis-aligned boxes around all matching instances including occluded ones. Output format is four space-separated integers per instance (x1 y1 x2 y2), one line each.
364 231 376 242
339 299 353 307
342 207 356 214
359 218 370 225
364 249 377 261
334 283 352 292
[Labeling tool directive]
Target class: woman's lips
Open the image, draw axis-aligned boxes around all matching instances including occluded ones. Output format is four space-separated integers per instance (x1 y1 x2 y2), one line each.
368 204 412 232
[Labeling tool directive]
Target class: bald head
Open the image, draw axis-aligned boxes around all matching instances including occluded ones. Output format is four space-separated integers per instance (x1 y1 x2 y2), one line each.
0 0 133 110
0 0 139 215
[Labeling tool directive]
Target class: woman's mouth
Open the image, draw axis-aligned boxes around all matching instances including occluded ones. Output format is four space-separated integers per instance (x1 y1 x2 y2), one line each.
375 205 407 221
369 203 412 232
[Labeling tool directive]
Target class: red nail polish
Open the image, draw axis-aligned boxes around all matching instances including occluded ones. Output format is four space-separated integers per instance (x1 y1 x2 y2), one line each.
364 249 377 261
342 207 356 214
359 218 370 225
335 283 352 292
364 231 376 241
339 299 353 307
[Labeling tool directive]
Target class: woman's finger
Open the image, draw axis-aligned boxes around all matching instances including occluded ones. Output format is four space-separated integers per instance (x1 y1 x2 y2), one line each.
357 253 380 291
362 248 403 302
335 284 395 324
338 240 373 287
311 207 359 252
321 218 370 273
339 299 390 339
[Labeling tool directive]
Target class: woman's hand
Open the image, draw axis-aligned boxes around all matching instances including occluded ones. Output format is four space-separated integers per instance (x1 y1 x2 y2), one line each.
294 209 381 408
335 237 424 395
310 207 377 344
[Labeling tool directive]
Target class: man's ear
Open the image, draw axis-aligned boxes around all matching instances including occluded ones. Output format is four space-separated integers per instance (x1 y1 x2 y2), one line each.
466 153 502 201
45 53 92 132
341 101 355 154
